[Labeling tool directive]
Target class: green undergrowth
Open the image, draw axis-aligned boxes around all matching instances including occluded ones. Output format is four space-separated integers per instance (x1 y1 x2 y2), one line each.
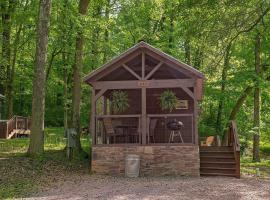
241 143 270 178
0 127 91 199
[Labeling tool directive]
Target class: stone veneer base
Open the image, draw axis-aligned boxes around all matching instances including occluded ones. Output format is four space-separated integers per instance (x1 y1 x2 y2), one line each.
91 145 200 177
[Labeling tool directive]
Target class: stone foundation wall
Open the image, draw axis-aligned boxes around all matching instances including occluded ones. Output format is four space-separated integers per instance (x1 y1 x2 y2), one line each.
92 145 200 177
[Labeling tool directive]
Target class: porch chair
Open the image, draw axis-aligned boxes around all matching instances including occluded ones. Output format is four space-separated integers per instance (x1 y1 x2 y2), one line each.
201 136 215 146
148 118 158 143
103 118 122 144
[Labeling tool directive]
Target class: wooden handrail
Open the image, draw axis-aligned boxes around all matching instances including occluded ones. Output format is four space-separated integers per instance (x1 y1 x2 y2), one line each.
228 120 240 178
4 115 30 139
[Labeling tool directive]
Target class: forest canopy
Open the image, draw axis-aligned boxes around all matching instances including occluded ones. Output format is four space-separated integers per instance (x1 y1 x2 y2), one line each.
0 0 270 155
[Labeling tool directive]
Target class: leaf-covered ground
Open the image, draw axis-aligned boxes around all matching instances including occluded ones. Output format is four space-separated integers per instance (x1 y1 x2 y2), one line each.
0 128 90 199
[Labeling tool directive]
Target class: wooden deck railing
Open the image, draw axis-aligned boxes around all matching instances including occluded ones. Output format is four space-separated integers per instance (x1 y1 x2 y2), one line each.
95 114 194 145
0 116 30 139
228 120 240 178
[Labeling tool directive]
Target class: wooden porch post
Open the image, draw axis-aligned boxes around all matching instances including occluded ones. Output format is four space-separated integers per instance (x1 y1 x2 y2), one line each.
141 87 147 144
90 88 96 145
193 85 198 145
141 51 147 144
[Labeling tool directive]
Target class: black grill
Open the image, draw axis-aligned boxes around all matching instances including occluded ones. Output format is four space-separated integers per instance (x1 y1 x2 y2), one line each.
167 119 183 130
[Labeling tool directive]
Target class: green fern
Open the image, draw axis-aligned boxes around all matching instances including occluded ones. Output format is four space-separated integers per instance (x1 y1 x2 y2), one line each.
159 90 178 112
111 90 129 113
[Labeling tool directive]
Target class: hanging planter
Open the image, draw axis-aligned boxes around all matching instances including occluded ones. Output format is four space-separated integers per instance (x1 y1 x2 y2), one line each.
159 90 178 112
111 90 129 113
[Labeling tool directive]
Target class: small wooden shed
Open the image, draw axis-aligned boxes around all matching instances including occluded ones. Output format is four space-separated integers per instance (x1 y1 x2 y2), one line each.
84 41 204 176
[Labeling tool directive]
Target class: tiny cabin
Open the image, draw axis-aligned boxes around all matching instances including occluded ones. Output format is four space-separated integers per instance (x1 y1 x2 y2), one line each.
84 41 204 176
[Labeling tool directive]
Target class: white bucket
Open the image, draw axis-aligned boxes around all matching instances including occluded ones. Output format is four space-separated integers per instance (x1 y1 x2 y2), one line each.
125 154 140 177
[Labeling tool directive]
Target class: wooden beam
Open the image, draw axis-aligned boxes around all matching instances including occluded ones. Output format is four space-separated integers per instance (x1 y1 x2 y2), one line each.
96 114 141 118
180 86 195 99
91 79 195 90
122 64 141 80
90 88 96 145
145 50 195 78
147 113 193 117
142 52 145 79
90 50 142 81
195 78 203 100
193 86 198 145
145 62 163 80
94 88 107 101
144 47 203 79
141 87 146 144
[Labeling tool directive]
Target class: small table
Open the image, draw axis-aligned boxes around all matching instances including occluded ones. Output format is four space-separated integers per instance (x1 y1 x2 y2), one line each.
116 125 137 143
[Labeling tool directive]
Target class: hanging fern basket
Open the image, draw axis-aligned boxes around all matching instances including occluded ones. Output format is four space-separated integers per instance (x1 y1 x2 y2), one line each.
111 90 129 113
159 90 178 112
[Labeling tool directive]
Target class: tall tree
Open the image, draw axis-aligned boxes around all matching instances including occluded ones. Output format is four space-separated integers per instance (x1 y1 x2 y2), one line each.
253 32 261 162
216 44 231 136
103 0 110 63
28 0 52 155
1 0 15 118
71 0 89 151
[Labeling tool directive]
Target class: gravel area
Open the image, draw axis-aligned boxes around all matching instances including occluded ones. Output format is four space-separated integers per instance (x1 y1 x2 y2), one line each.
25 175 270 200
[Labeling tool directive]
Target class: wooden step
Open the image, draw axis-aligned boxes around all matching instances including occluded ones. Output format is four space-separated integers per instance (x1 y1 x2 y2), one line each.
200 152 234 157
200 167 236 170
200 161 236 168
200 172 236 177
200 146 233 152
200 155 234 158
200 150 234 154
7 129 30 139
200 167 236 174
200 156 235 162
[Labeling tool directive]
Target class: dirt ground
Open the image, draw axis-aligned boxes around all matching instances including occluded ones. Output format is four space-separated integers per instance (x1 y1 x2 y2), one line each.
24 175 270 200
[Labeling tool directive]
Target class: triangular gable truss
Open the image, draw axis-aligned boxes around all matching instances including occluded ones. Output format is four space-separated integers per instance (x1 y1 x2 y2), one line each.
84 41 204 84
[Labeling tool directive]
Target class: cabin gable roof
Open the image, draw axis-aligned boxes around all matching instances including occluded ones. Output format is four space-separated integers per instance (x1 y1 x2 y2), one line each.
84 41 204 84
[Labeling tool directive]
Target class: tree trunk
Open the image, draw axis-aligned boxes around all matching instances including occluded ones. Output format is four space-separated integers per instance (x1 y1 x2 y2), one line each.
28 0 51 156
229 86 253 121
253 33 261 162
1 0 14 118
216 44 231 136
90 3 101 70
63 52 68 130
193 48 203 69
102 0 110 64
9 25 23 118
61 0 69 131
72 0 89 151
